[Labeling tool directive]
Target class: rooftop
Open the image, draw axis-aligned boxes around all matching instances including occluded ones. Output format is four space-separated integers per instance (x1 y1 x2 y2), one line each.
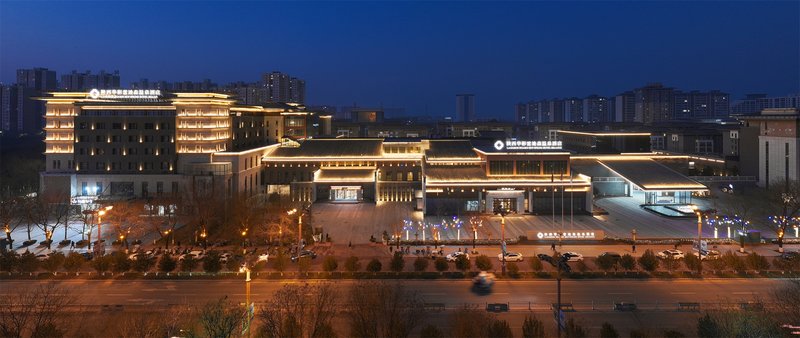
425 140 480 160
598 158 707 191
268 139 384 158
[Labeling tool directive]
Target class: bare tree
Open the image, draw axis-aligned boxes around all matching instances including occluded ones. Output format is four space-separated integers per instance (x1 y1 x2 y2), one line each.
0 196 25 249
22 192 71 250
258 283 338 338
449 308 495 338
196 297 244 338
106 200 146 251
766 179 800 252
0 284 76 337
229 193 266 247
347 281 425 338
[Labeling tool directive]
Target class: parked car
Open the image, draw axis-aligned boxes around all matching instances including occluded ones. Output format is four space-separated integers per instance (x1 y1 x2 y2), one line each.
693 250 721 260
657 249 685 260
719 184 734 194
257 253 270 262
780 251 799 261
598 252 622 262
561 252 584 262
498 252 524 262
219 252 233 263
291 250 317 262
446 251 469 262
537 253 557 266
179 250 205 261
80 252 94 261
35 253 52 261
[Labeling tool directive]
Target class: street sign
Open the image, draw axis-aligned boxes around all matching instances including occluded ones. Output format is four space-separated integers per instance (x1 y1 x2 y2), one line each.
501 240 507 254
553 309 566 329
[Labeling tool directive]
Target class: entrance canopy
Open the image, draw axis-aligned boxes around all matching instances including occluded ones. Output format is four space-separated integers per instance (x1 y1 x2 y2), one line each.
598 159 707 191
314 168 375 183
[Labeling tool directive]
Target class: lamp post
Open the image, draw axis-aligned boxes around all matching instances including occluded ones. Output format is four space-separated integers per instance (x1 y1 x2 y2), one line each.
494 207 508 275
470 216 482 249
287 205 308 255
692 206 703 274
239 264 253 338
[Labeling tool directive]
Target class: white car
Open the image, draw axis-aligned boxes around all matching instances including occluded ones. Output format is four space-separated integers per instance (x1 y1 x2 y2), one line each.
693 250 720 260
561 252 584 262
657 249 685 260
179 250 205 261
498 252 524 262
257 253 270 262
219 252 232 263
446 252 469 262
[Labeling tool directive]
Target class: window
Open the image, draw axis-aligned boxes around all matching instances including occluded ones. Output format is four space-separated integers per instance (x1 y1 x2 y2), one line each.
489 161 514 175
650 136 665 150
95 182 102 195
81 182 88 196
157 182 164 196
462 129 477 137
112 123 122 129
516 160 540 175
144 123 154 129
142 182 149 197
543 160 568 175
127 123 137 130
695 139 714 154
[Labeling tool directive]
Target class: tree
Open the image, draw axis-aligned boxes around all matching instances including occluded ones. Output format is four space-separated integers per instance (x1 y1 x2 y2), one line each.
522 315 545 338
663 329 684 338
434 257 449 272
0 196 25 250
16 251 38 273
507 262 520 277
322 256 338 272
344 256 360 272
257 283 338 338
662 256 681 273
132 254 155 273
297 257 311 274
203 251 222 273
347 281 424 338
697 313 719 338
766 179 800 252
564 318 587 338
475 255 493 271
272 250 289 272
420 324 444 338
596 255 617 272
721 250 745 271
180 256 197 272
684 254 701 272
62 252 84 273
695 308 781 338
772 280 800 321
619 254 636 271
91 255 112 273
197 297 243 338
366 258 382 272
41 252 65 273
0 284 76 338
600 322 619 338
413 256 429 271
486 319 513 338
637 249 659 272
449 308 494 338
110 251 131 273
23 192 71 250
106 200 146 251
158 254 176 273
0 251 18 272
390 252 405 272
529 256 543 272
745 252 770 270
455 254 470 272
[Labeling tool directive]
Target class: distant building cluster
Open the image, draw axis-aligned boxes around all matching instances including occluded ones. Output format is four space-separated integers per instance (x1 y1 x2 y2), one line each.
515 83 731 125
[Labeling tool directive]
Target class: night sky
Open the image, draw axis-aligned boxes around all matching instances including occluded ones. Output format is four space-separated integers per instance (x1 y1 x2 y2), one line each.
1 1 798 119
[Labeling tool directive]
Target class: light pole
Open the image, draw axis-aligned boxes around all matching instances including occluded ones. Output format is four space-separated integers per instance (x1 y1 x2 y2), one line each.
494 207 508 275
470 216 482 249
287 206 308 255
692 205 703 274
239 264 253 338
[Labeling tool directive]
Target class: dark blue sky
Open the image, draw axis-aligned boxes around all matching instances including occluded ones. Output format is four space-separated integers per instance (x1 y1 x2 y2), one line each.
1 1 798 119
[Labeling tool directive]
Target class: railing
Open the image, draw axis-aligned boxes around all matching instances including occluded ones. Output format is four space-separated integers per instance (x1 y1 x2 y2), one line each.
689 176 756 182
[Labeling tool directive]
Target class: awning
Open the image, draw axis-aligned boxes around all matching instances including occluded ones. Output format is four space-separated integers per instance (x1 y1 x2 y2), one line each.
598 159 707 191
314 169 375 183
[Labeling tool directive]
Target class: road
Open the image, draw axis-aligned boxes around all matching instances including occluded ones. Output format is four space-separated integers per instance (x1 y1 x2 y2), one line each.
1 278 788 308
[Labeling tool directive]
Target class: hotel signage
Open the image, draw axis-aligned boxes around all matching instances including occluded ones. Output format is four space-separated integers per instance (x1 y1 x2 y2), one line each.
494 139 562 151
528 230 604 241
88 88 161 99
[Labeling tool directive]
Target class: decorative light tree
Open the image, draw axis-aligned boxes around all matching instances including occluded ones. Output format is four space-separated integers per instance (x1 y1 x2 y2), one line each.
403 219 413 241
469 216 483 248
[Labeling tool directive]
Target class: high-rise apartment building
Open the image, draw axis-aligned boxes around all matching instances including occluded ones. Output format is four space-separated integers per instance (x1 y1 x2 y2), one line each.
456 94 475 122
732 93 800 115
673 90 730 119
634 83 674 124
582 95 609 123
564 97 584 122
16 68 57 91
60 70 121 91
261 72 305 104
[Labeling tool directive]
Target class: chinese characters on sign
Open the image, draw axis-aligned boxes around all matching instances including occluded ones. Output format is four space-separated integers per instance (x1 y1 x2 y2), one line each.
494 139 563 151
88 88 162 99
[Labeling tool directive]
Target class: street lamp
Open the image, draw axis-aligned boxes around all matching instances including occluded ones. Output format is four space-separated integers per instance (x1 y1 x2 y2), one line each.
494 206 508 275
287 205 309 255
469 216 482 249
239 264 253 337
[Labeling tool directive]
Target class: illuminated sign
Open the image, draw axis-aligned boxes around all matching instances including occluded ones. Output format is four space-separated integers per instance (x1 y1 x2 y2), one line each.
88 89 161 99
494 139 562 151
531 230 604 240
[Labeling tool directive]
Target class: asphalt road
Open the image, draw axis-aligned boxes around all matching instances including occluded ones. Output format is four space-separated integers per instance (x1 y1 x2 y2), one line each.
1 278 788 309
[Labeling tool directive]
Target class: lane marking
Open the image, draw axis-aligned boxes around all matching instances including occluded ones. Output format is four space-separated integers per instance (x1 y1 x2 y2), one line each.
671 292 695 295
608 292 632 295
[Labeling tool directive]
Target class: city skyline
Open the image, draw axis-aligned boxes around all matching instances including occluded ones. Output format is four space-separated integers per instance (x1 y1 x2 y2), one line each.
2 1 799 119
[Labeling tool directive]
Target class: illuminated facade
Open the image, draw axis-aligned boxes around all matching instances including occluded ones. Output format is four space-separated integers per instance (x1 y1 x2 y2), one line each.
40 90 313 200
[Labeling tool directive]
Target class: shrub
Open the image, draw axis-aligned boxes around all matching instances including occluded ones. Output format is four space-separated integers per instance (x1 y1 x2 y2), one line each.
619 254 636 271
132 254 155 273
271 251 288 272
420 324 444 338
225 258 239 271
745 252 770 270
17 251 38 273
600 322 619 338
109 252 131 273
91 255 112 273
180 255 197 272
708 256 727 271
663 329 685 338
158 254 177 272
455 255 470 272
575 260 589 272
596 255 617 271
390 252 405 272
637 249 659 272
344 256 360 272
413 256 429 271
529 256 543 271
662 256 681 272
522 315 545 338
564 318 587 338
0 251 19 272
366 258 382 272
722 251 745 271
41 252 65 273
697 313 719 338
202 251 222 273
475 255 493 271
507 262 520 277
487 319 513 338
251 261 267 272
322 256 338 272
297 257 311 273
434 257 449 272
62 252 84 273
684 254 701 271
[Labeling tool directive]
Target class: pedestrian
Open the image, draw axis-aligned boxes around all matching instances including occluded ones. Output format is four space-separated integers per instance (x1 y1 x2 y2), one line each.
348 241 352 248
551 243 556 251
390 246 393 253
632 244 636 253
